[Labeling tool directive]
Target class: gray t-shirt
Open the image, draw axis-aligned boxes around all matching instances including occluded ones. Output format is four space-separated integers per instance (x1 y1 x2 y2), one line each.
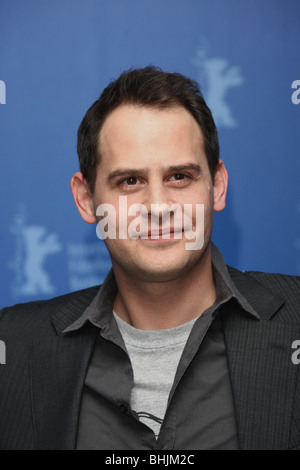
113 311 197 438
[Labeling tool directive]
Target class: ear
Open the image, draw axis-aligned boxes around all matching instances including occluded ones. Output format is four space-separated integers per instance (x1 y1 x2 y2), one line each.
213 160 228 212
70 172 96 224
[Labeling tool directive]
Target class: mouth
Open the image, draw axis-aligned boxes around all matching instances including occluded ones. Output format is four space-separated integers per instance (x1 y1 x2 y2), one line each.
139 227 184 240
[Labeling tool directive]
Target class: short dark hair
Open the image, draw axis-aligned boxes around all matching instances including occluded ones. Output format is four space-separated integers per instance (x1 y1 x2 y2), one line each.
77 66 219 193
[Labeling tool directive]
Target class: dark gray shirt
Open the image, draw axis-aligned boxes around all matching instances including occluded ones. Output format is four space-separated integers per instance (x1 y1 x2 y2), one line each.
63 243 259 450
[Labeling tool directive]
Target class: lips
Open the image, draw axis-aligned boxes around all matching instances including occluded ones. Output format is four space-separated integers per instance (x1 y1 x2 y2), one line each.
139 227 183 239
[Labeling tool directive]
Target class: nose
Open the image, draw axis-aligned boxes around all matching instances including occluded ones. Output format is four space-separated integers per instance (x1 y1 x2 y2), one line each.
144 178 169 207
142 178 174 226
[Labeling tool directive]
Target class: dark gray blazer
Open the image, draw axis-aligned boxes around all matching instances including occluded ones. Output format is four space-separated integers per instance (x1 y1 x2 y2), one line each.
0 267 300 450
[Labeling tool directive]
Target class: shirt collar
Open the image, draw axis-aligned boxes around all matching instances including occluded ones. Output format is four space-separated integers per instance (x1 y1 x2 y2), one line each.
62 269 118 335
62 242 259 335
211 243 259 318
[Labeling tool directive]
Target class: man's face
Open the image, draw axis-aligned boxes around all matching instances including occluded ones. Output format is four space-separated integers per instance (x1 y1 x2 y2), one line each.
90 104 225 282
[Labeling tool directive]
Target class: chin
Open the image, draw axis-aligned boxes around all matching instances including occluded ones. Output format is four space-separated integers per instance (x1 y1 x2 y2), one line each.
109 238 211 282
129 254 203 283
132 267 187 283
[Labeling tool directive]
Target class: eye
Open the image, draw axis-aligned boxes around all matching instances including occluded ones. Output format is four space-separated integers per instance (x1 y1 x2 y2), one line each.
118 176 143 189
124 177 139 185
170 173 186 181
168 173 191 184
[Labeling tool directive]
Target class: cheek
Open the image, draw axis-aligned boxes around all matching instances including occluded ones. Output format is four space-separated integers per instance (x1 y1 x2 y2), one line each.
189 187 213 218
93 192 120 218
191 191 214 236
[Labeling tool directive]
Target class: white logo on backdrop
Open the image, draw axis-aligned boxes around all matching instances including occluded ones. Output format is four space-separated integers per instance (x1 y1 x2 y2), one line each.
9 208 62 296
192 47 244 128
0 80 6 104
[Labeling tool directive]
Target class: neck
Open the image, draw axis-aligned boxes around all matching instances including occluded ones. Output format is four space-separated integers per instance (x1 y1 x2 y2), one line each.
112 243 216 330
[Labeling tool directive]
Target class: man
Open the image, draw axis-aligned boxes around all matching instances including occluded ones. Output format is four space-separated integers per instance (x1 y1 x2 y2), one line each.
0 66 300 450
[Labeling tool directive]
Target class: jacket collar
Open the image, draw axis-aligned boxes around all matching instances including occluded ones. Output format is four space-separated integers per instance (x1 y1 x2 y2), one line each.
50 285 100 335
226 266 284 320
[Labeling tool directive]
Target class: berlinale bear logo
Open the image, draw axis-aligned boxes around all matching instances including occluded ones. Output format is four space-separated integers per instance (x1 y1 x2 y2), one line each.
192 47 244 128
9 208 62 297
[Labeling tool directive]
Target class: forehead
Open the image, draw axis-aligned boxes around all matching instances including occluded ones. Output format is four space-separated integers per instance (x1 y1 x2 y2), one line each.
98 104 207 171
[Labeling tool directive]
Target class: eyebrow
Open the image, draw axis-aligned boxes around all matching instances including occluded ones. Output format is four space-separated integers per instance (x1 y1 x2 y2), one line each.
107 163 202 184
107 169 146 184
165 164 202 175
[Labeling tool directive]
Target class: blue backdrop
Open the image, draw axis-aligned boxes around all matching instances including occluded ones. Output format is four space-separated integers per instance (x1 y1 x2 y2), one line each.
0 0 299 308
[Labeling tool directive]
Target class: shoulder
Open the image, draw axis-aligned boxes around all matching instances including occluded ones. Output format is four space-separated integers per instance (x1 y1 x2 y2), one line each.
227 266 300 321
0 285 100 338
228 266 300 293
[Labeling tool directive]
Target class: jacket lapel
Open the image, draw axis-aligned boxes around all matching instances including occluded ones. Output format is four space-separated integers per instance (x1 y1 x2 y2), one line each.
223 270 300 449
29 289 100 450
